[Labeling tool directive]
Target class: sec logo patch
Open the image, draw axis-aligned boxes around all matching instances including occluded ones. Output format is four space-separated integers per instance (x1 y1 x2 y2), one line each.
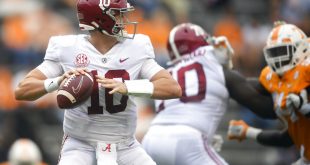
75 53 90 67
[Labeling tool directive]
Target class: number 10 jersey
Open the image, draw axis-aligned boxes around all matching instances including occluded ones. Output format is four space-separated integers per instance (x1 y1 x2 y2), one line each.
38 34 162 143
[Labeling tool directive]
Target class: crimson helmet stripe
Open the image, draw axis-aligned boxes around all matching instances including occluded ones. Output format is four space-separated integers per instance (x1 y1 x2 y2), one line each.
169 26 181 60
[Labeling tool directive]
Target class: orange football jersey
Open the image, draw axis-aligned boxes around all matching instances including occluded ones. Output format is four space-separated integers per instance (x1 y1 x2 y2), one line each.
259 61 310 160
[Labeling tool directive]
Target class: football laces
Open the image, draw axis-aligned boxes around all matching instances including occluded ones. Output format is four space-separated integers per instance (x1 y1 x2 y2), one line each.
64 75 76 87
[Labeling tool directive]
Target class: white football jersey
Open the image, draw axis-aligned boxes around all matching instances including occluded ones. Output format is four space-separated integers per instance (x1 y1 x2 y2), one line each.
152 46 229 139
40 34 161 142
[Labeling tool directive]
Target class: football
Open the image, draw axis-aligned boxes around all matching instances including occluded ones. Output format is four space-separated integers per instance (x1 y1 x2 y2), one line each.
57 72 94 109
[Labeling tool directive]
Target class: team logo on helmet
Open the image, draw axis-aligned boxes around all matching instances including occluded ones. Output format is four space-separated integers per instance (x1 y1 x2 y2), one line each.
75 53 90 67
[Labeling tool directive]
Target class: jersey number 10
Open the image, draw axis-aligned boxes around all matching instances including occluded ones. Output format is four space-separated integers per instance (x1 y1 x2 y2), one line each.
88 70 129 114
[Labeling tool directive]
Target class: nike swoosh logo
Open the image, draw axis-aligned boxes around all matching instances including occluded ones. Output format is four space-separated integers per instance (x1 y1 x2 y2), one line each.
119 57 129 63
72 76 84 94
48 81 53 87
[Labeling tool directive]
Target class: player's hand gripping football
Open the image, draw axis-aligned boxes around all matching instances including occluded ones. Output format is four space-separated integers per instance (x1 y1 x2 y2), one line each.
227 120 249 142
96 76 128 95
286 89 310 117
59 68 88 84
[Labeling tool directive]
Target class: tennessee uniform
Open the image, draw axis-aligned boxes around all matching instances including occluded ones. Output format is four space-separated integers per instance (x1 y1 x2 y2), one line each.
227 22 310 165
259 61 310 160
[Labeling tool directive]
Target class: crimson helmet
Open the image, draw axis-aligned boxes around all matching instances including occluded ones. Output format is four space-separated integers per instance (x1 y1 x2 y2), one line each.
77 0 137 39
167 23 211 64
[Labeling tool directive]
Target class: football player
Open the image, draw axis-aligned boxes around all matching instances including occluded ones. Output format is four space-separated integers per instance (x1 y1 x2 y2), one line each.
228 21 310 165
14 0 181 165
142 23 277 165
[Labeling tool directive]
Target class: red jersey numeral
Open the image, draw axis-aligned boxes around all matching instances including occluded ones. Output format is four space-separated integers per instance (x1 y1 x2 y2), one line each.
158 62 206 112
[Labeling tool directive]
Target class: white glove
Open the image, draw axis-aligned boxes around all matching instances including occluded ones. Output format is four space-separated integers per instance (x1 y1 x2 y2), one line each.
211 134 224 152
211 36 234 69
286 89 310 116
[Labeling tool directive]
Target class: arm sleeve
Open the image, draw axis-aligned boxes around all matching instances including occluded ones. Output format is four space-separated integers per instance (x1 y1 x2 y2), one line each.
36 36 63 78
139 35 164 79
224 69 277 119
144 36 156 59
257 130 294 147
247 77 271 96
36 60 64 78
140 59 164 79
44 36 61 61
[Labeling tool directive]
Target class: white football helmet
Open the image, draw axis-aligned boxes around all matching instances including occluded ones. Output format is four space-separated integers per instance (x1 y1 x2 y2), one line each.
8 139 42 165
264 21 309 75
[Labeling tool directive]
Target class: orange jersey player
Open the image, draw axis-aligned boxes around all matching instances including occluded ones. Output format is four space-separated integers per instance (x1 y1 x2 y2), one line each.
228 21 310 165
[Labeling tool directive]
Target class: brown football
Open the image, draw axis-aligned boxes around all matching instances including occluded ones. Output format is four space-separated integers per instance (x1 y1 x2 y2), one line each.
57 72 94 109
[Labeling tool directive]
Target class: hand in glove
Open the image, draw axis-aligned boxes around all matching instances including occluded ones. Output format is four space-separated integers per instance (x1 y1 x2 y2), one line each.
211 134 224 152
211 36 234 69
286 89 310 117
228 120 262 141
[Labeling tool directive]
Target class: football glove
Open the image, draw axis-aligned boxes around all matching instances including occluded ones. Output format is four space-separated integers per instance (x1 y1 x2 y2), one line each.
228 120 249 141
286 89 310 117
228 120 262 141
211 134 224 152
211 36 234 69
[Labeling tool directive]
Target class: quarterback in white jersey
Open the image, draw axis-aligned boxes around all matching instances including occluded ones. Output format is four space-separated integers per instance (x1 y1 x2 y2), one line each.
142 23 277 165
14 0 181 165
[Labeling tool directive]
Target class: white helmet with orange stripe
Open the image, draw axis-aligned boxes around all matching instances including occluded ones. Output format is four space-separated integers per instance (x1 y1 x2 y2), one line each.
263 21 309 75
8 139 42 165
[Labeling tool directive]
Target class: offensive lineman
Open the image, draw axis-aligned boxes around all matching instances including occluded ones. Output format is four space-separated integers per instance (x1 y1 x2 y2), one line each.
142 23 277 165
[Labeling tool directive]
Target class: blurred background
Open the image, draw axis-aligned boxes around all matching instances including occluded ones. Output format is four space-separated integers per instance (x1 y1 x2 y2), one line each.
0 0 309 164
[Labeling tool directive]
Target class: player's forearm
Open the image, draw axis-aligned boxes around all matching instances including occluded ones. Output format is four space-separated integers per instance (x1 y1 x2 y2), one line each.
15 78 47 101
225 70 276 119
151 78 182 99
256 130 293 147
245 96 277 119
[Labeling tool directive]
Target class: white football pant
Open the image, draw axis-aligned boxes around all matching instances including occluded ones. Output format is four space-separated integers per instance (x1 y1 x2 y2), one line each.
58 135 156 165
142 125 228 165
